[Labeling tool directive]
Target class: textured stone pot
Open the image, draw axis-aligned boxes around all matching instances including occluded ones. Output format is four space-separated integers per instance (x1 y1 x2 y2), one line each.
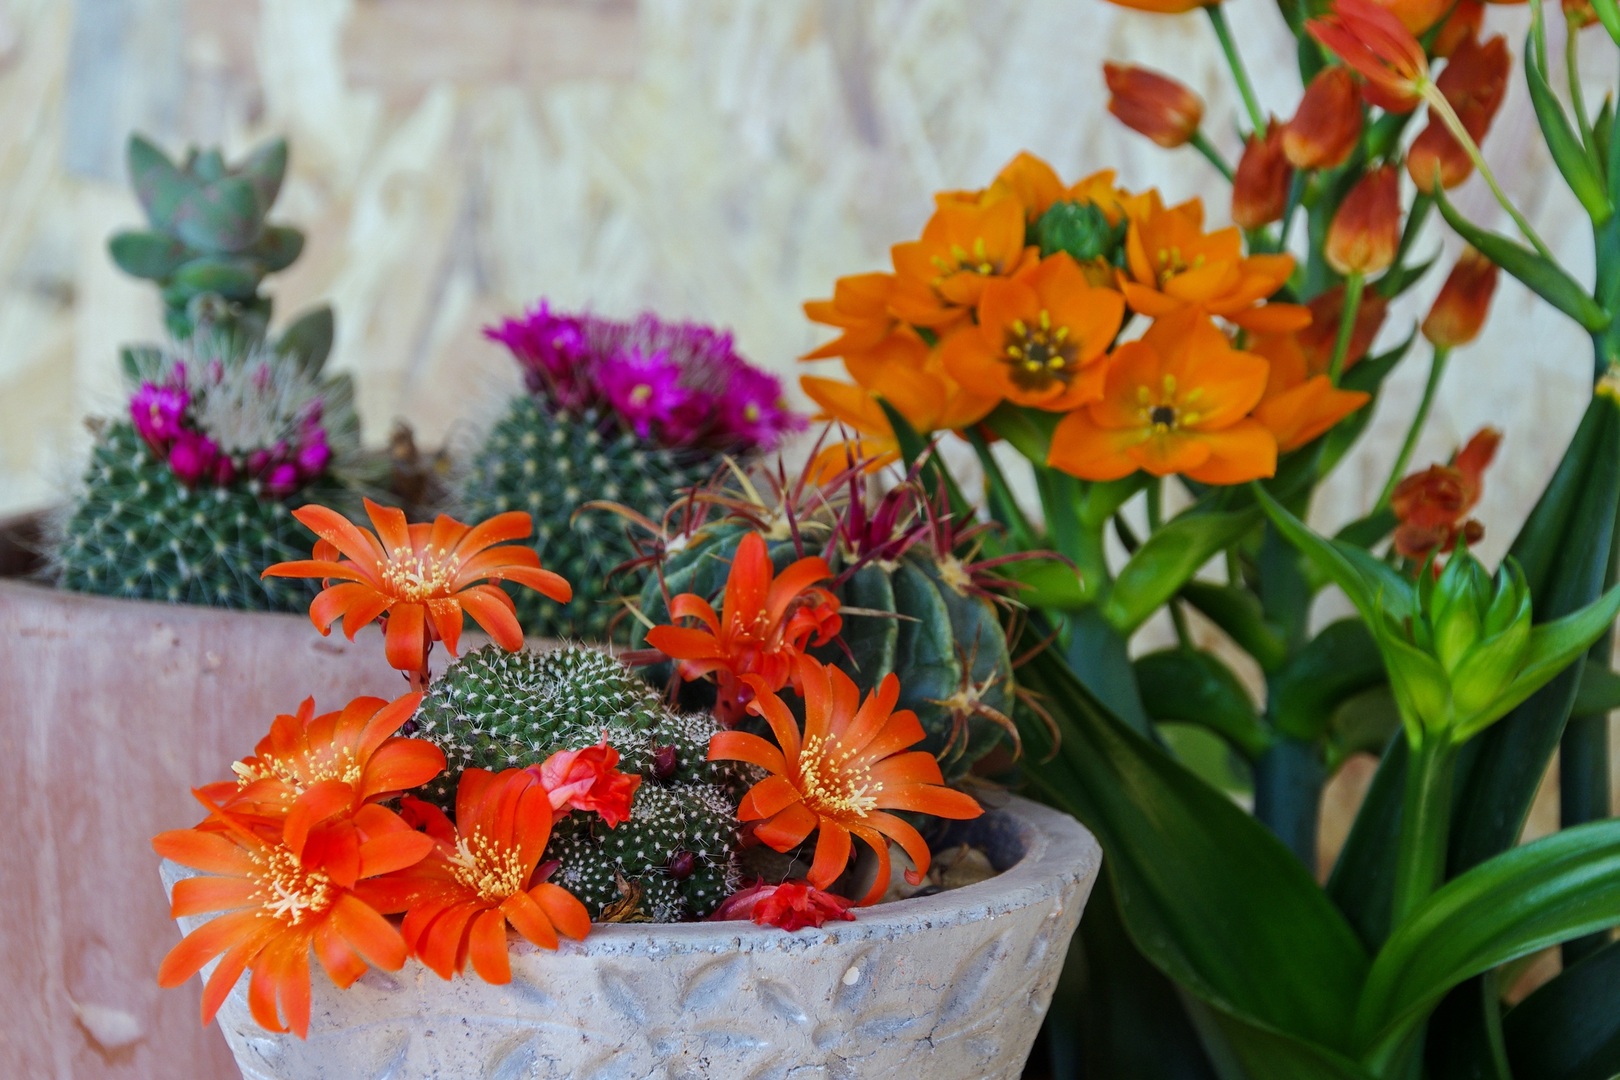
162 796 1099 1080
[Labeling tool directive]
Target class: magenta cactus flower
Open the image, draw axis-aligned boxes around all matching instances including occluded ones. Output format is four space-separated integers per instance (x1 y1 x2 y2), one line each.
130 382 189 449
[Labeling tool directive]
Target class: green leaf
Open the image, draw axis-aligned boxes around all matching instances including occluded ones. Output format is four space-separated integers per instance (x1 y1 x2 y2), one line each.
172 255 262 300
1136 648 1271 759
126 133 191 228
1186 1000 1377 1080
107 230 189 280
173 176 263 254
276 305 335 375
1433 185 1611 333
253 225 305 273
875 398 971 521
236 136 288 214
1525 33 1612 223
1327 733 1409 949
1181 580 1289 672
1015 644 1370 1055
983 400 1060 463
1591 0 1620 55
1269 619 1387 742
1503 938 1620 1080
1572 657 1620 714
1103 506 1261 634
1353 819 1620 1062
1254 486 1414 626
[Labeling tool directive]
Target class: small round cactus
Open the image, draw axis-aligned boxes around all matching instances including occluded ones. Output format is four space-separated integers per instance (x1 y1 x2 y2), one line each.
410 644 743 920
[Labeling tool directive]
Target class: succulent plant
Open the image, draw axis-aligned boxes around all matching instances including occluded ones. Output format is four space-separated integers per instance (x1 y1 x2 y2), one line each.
109 134 313 344
409 644 743 921
459 303 803 642
632 456 1021 780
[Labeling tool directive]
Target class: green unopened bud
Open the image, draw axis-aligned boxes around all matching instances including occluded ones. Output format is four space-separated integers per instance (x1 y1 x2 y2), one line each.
1035 201 1125 266
1431 553 1492 674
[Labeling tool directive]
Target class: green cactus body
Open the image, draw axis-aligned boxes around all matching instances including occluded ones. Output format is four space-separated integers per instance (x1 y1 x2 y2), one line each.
410 644 741 920
639 526 1015 780
53 422 327 610
459 399 715 641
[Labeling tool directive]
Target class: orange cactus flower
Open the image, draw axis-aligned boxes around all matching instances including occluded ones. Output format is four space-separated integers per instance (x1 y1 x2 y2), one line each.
1326 166 1401 275
375 770 591 984
1104 63 1204 149
1104 0 1219 12
1249 331 1371 451
646 531 842 724
1308 0 1431 113
533 741 642 827
1407 34 1510 193
939 253 1125 411
1047 311 1277 483
1432 0 1483 57
1231 120 1293 230
889 199 1038 328
155 803 418 1038
1299 285 1389 375
1284 66 1364 171
198 693 443 886
1121 196 1309 332
1422 247 1499 348
263 498 572 679
1392 428 1501 560
803 273 900 361
708 659 983 907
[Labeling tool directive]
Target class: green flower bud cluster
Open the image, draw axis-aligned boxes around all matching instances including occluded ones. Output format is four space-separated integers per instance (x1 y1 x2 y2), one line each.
1035 200 1128 270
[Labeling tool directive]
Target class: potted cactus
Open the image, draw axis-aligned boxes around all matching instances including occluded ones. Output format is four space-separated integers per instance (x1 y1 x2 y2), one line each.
154 497 1099 1078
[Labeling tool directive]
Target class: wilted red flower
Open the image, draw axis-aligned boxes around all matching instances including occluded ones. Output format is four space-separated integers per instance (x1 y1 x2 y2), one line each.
1407 34 1510 193
710 881 857 931
533 741 642 827
1232 119 1293 230
1284 66 1363 170
1326 166 1401 275
1104 63 1204 148
1308 0 1430 113
1422 248 1499 348
1392 428 1501 561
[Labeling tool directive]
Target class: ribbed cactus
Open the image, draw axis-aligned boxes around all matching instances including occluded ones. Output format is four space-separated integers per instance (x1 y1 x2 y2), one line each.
462 304 803 642
109 134 307 344
409 644 742 921
636 466 1018 780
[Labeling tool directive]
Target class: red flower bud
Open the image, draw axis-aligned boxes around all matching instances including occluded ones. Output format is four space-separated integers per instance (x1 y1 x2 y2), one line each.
1392 427 1501 561
1300 285 1390 375
1407 33 1509 193
1232 120 1293 229
1431 0 1483 58
1327 166 1401 275
1284 66 1364 171
1422 247 1499 348
1104 62 1204 148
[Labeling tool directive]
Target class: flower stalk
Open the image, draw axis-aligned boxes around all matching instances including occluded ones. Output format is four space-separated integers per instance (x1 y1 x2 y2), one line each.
1206 5 1267 133
1421 84 1557 261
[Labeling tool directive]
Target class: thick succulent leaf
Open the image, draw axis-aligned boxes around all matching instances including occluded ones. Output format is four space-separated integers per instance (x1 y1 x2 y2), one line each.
276 305 335 375
1354 819 1620 1060
173 176 264 254
236 136 288 213
1181 580 1289 672
1433 185 1610 332
1525 33 1611 223
172 255 262 300
1135 648 1270 759
126 134 192 228
254 225 305 273
1015 645 1369 1054
1503 938 1620 1080
1104 506 1261 634
107 229 189 280
1268 619 1386 742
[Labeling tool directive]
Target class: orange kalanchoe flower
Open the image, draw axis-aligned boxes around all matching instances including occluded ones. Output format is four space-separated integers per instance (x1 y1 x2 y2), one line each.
1232 120 1293 230
802 273 899 361
647 532 842 724
1104 63 1204 149
709 659 983 906
1048 311 1277 484
199 692 443 886
1407 34 1510 193
263 499 572 680
1392 428 1501 560
533 740 642 827
1121 196 1309 332
375 770 590 985
1284 66 1363 171
940 253 1126 411
155 801 417 1038
889 198 1037 328
1422 247 1499 348
1308 0 1430 113
1249 331 1371 452
1326 166 1401 275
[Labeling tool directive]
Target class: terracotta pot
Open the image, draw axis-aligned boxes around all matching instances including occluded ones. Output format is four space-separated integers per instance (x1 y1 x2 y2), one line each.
0 532 405 1079
161 795 1099 1080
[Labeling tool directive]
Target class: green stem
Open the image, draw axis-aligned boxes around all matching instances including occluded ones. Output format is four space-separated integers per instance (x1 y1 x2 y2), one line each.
1253 733 1325 869
1567 13 1596 151
1423 85 1557 261
1381 192 1434 297
1206 5 1266 134
1391 736 1458 927
1328 271 1366 385
1377 345 1452 508
1190 131 1235 181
